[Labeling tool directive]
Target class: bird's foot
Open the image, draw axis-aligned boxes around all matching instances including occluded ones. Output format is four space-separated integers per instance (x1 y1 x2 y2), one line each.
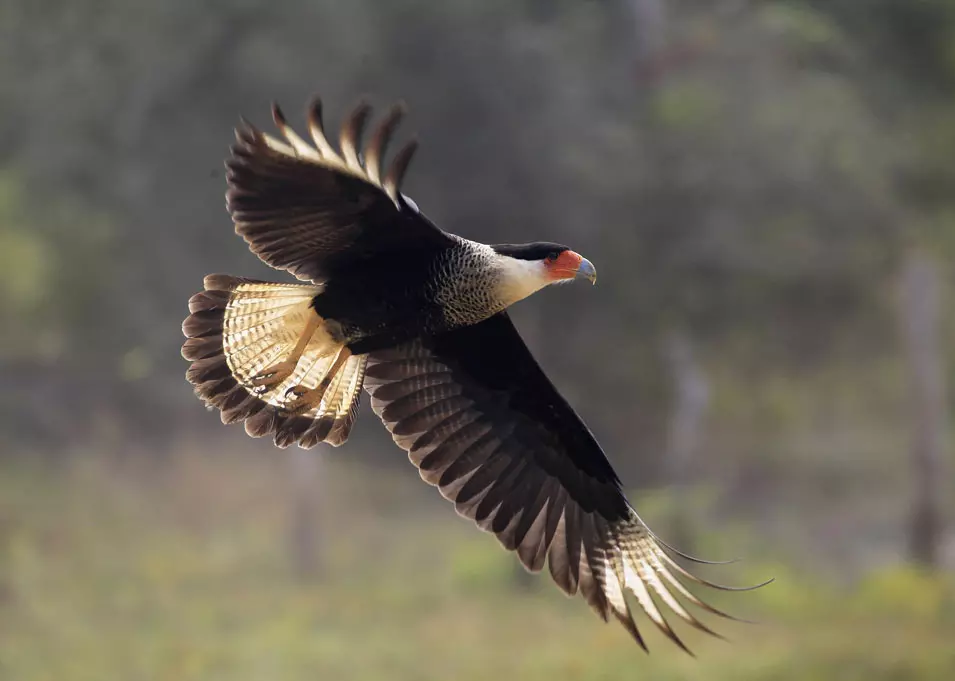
250 359 298 393
282 377 333 415
280 346 351 415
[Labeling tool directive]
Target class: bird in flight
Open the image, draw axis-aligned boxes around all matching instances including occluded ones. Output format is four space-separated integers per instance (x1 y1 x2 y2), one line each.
181 94 767 652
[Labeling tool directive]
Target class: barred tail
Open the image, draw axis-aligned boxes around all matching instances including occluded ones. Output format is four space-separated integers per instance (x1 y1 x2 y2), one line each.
181 274 366 448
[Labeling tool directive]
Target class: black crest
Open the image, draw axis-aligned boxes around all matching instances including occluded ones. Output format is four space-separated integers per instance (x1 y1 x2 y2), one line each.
492 242 569 261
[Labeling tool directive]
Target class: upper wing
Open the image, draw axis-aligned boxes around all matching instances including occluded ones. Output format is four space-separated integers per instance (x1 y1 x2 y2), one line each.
225 97 453 283
364 312 767 652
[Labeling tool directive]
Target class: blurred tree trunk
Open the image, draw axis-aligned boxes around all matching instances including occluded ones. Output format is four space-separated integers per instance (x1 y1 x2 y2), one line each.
288 448 324 580
662 330 709 551
899 250 948 568
627 0 667 84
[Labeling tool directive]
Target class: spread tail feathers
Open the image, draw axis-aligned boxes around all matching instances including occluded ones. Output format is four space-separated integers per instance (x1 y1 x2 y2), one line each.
181 274 366 447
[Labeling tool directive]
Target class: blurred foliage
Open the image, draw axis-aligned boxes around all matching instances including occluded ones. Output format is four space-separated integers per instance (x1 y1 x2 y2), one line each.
0 0 951 461
0 171 114 363
799 0 955 98
1 453 953 680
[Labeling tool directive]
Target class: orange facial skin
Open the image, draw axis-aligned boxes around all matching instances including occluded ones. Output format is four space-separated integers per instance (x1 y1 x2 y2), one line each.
544 250 597 284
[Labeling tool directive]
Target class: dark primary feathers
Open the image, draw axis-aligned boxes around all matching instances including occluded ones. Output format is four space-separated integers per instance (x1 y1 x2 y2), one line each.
226 97 452 283
365 312 768 652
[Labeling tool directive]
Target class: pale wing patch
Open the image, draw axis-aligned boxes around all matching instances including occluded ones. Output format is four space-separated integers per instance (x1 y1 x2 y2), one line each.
221 281 344 416
262 99 416 207
183 276 368 448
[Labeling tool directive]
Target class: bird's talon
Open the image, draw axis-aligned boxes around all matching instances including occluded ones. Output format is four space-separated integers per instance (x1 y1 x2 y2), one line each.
284 385 307 399
250 360 296 389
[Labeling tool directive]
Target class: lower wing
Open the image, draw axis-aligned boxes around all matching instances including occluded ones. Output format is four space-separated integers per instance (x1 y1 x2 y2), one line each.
364 312 769 652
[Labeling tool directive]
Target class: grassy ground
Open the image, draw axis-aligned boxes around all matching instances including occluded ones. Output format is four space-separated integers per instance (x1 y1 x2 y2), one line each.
1 446 953 681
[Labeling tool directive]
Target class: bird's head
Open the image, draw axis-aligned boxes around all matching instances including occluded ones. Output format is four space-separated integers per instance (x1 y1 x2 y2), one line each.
491 242 596 306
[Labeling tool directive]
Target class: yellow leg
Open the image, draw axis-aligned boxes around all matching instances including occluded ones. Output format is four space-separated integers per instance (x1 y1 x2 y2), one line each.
250 312 321 393
283 347 352 415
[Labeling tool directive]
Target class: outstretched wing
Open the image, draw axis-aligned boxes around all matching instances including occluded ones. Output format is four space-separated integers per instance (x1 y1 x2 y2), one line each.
226 97 453 283
364 312 767 652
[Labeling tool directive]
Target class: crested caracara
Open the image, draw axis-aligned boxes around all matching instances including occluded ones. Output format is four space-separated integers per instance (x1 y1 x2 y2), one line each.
181 95 768 652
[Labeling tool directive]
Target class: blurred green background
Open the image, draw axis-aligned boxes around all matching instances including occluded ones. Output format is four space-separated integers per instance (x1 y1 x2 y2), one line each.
2 1 955 679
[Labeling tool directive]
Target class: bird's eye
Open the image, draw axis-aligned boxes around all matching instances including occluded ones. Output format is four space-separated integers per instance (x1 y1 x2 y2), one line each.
546 251 560 262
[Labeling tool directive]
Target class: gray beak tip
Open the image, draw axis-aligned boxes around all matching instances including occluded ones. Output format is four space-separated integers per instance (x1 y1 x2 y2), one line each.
576 257 597 285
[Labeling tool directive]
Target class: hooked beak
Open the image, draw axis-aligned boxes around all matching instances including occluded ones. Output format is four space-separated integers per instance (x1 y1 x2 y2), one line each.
576 257 597 285
548 250 597 285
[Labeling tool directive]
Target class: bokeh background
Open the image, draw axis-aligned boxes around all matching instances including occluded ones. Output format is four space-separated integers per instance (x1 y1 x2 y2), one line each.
2 1 955 679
